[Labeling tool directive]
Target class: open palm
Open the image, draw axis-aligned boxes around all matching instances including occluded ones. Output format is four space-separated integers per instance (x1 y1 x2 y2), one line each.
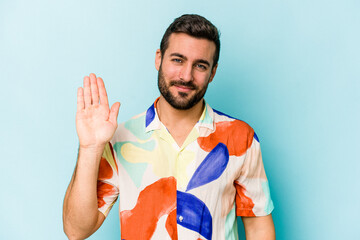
76 73 120 148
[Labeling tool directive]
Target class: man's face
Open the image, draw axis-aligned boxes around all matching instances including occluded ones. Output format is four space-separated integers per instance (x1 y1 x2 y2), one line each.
155 33 218 110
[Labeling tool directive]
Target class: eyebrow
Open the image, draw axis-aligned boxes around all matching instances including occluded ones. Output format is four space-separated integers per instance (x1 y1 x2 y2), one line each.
170 53 211 67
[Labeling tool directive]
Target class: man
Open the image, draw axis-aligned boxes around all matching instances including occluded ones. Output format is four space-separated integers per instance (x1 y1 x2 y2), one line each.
63 14 275 240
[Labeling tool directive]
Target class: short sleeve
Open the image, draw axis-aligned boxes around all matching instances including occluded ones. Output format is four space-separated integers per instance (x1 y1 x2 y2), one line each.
97 142 119 217
234 134 274 217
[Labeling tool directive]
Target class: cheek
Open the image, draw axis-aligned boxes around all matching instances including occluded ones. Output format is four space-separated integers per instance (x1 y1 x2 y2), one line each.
194 72 212 85
162 65 180 79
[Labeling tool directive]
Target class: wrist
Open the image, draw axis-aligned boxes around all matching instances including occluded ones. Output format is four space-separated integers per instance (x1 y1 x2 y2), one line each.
77 144 107 168
78 143 107 155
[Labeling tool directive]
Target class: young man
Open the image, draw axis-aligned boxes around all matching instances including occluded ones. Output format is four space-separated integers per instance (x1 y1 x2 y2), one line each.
63 14 275 240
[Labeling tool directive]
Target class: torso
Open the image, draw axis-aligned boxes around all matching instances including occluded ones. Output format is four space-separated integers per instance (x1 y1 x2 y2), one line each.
96 100 274 239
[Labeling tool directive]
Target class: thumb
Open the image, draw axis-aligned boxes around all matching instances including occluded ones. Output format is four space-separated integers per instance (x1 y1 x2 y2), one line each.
109 102 121 125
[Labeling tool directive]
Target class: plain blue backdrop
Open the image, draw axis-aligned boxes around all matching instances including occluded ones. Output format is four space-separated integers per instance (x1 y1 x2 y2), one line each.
1 0 359 239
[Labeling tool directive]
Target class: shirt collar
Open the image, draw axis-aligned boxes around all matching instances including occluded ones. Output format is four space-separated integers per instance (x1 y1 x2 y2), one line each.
145 98 161 132
145 98 214 133
196 101 214 131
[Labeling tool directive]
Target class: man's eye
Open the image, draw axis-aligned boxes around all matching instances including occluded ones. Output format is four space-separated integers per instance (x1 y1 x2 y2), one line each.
172 58 182 63
196 64 207 70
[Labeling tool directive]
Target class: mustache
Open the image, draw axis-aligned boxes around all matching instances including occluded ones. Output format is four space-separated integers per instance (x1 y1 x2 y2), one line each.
169 80 196 89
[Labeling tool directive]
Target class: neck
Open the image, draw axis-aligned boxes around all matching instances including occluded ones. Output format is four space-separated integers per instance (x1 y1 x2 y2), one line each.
157 95 205 129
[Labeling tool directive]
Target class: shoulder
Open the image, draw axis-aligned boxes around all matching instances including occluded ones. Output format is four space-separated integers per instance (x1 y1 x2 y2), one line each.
211 108 257 141
209 108 258 156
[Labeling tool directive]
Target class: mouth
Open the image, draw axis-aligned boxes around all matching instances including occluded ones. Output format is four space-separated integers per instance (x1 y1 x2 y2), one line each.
174 85 194 92
170 81 196 92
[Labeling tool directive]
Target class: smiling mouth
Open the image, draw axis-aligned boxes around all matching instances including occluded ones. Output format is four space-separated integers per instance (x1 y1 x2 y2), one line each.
170 81 196 91
174 85 194 92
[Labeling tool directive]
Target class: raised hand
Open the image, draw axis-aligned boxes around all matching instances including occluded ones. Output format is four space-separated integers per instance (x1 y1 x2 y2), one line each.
76 73 120 149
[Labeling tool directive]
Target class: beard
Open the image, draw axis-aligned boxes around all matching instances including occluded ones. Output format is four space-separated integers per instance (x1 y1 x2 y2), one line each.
157 64 210 110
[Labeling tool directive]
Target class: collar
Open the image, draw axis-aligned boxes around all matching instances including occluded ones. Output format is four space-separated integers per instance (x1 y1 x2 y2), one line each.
145 98 214 133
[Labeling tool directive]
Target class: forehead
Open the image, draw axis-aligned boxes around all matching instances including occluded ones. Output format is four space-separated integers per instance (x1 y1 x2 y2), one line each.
165 33 216 64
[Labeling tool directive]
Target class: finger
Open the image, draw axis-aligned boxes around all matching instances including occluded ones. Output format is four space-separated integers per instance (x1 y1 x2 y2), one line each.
83 76 91 107
89 73 99 105
77 87 85 111
109 102 121 125
97 77 109 106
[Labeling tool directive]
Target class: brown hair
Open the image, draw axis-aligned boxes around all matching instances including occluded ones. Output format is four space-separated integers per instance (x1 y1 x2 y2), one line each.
160 14 220 68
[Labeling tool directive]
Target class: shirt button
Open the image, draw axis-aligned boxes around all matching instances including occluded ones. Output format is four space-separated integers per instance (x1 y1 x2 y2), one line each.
179 215 183 222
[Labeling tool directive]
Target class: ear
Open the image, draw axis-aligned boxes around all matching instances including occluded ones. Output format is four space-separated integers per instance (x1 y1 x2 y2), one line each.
209 63 218 83
155 49 162 71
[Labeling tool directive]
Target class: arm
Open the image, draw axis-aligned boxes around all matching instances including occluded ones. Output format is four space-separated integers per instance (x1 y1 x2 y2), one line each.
241 214 275 240
63 73 120 240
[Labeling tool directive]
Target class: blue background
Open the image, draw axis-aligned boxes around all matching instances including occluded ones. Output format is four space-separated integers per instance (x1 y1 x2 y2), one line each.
1 0 359 239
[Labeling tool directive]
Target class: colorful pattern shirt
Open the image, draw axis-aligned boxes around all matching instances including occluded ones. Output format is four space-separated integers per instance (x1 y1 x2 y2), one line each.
97 98 274 240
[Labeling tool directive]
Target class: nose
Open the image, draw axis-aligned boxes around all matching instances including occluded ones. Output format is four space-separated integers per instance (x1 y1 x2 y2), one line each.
179 63 193 82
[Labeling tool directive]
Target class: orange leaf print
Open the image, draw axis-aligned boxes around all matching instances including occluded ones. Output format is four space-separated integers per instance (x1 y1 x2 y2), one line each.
120 177 177 240
235 183 255 217
98 157 113 180
97 181 117 208
198 120 254 157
